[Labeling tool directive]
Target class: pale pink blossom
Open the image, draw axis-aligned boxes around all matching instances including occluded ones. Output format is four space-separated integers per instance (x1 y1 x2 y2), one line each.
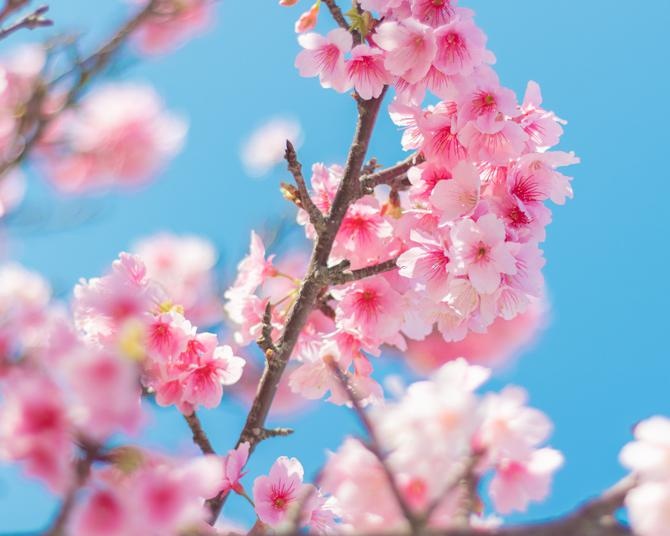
375 19 436 84
41 84 186 193
133 233 221 325
451 214 517 294
489 448 563 514
220 442 250 495
241 118 303 177
620 416 670 480
397 227 452 296
625 482 670 536
346 45 391 100
433 14 493 76
253 456 313 527
296 28 353 92
458 120 527 165
430 160 480 219
411 0 457 27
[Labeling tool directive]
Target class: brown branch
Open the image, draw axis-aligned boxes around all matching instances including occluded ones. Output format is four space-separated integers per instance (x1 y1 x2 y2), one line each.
359 152 424 197
329 257 398 285
327 358 421 532
257 302 277 358
285 140 326 234
183 411 216 455
322 0 349 30
207 87 390 523
0 4 51 41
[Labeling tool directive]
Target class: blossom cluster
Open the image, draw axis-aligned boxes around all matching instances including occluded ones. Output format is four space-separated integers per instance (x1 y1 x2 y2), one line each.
0 233 241 496
224 0 578 406
321 358 562 531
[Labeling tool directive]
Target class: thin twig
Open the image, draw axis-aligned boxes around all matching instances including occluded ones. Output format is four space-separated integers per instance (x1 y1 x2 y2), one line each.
328 257 399 285
285 140 326 234
183 411 216 455
322 0 349 30
207 87 390 523
257 301 278 358
327 358 421 532
359 152 424 197
0 4 51 41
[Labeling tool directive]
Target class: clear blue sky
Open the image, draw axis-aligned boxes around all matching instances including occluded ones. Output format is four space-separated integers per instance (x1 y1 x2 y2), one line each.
1 0 669 532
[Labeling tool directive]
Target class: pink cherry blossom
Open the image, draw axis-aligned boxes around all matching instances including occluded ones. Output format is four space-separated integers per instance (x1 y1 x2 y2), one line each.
411 0 457 27
433 13 493 76
375 19 436 84
429 160 480 219
451 213 517 294
253 456 313 527
346 45 391 100
621 416 670 480
40 84 186 193
489 448 563 514
220 442 250 495
296 28 353 92
397 227 453 296
625 482 670 536
133 233 222 326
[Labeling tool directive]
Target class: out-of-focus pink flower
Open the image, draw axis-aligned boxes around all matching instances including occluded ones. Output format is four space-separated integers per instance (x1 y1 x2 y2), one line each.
625 482 670 536
40 83 186 193
0 370 73 493
621 416 670 480
133 233 222 326
489 448 563 514
241 118 302 177
132 0 214 56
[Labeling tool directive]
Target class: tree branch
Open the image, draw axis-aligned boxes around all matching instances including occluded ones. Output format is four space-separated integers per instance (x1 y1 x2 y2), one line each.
359 152 424 197
207 87 389 523
322 0 349 30
285 140 326 235
0 4 51 42
183 411 216 455
0 0 160 177
328 257 399 285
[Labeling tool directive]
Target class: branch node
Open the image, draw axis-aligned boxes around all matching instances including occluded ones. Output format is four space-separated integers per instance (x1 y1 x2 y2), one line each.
285 140 327 235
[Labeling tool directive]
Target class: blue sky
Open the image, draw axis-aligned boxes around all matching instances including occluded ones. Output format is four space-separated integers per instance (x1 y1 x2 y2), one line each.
1 0 669 532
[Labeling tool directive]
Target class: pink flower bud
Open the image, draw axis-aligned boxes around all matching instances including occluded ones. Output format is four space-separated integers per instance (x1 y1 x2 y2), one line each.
294 3 319 33
279 0 299 5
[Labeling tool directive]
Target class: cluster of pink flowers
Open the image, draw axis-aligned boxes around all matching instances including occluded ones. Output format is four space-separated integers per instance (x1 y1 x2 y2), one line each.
38 83 186 193
621 417 670 536
74 251 244 415
321 358 562 531
131 0 215 56
224 1 578 406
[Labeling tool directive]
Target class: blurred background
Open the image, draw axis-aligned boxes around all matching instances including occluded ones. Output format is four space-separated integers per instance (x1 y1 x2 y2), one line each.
1 0 669 532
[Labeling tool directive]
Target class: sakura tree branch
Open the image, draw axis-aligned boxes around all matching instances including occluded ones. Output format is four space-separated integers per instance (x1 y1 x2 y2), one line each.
207 88 389 523
328 257 399 285
0 0 160 177
257 302 278 357
0 4 51 41
322 0 349 30
359 152 424 197
285 140 326 235
327 358 421 532
183 411 216 455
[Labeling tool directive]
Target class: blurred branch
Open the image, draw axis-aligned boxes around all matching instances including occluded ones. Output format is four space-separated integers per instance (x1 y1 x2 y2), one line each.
0 0 160 176
0 4 51 41
184 411 216 455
